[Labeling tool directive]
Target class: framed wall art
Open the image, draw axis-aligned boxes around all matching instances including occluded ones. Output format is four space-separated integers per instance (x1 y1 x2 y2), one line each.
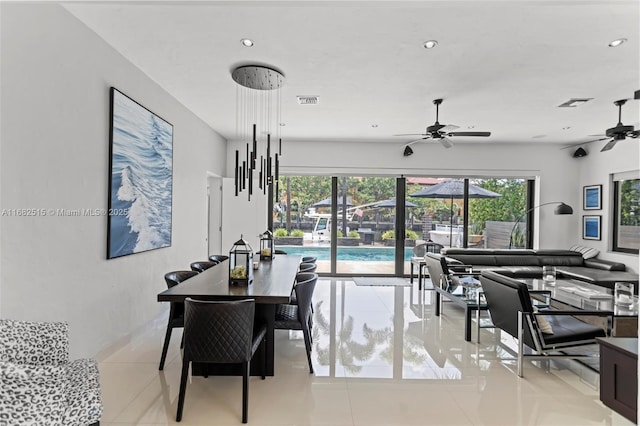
107 87 173 259
583 215 601 240
583 184 602 210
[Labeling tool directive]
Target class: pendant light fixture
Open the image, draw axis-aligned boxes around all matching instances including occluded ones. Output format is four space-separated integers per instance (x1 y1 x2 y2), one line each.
232 65 284 200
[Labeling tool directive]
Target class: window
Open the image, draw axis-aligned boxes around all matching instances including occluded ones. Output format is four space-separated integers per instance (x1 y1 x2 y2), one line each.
612 172 640 254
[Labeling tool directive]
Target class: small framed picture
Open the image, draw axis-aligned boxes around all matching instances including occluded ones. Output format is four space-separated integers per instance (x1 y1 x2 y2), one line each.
583 215 601 240
583 184 602 210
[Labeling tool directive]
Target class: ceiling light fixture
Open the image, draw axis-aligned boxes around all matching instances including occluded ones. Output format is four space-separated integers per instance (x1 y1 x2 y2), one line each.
240 38 254 47
371 124 379 128
231 64 284 199
608 38 627 47
403 145 414 156
423 40 438 49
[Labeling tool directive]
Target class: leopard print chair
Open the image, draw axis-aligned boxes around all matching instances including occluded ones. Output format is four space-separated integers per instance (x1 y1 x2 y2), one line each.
0 319 103 426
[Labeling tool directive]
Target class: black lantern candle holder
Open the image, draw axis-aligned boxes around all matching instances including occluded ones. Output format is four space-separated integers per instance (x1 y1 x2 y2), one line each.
229 235 254 286
259 230 274 261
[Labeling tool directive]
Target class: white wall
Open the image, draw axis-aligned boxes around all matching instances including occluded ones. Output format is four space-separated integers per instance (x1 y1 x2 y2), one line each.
0 4 226 358
572 141 639 272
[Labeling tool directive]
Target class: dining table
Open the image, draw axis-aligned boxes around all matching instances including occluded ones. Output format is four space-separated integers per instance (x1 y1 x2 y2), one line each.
157 254 301 376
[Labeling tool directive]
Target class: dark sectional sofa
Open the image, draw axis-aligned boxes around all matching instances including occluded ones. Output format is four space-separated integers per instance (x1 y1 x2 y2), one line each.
440 248 639 291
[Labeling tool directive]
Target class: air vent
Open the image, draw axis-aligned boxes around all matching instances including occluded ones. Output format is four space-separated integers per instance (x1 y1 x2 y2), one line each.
297 96 319 105
558 98 593 108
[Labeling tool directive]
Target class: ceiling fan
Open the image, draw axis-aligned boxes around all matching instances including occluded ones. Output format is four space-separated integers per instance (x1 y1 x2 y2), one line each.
567 99 639 152
395 98 491 151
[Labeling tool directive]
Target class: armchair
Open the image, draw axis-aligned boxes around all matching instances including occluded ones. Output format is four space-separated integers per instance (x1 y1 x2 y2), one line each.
0 319 103 426
479 270 610 377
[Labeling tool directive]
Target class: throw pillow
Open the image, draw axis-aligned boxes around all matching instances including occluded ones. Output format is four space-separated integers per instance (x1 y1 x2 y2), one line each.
533 307 554 334
569 245 600 260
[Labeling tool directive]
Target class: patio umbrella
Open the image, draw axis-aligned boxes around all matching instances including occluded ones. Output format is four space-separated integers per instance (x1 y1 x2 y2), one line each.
410 179 501 246
372 198 418 208
312 196 353 208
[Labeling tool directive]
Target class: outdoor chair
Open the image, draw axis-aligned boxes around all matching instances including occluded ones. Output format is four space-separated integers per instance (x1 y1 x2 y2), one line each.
480 270 611 377
176 298 267 423
159 270 199 370
190 260 218 273
275 275 317 373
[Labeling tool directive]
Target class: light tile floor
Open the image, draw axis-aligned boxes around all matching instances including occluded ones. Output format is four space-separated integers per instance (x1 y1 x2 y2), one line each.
97 278 635 425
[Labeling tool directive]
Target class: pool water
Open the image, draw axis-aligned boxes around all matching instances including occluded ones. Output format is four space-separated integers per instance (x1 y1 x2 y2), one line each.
278 246 414 262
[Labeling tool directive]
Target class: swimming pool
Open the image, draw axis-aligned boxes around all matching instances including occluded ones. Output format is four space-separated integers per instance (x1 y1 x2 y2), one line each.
277 246 414 262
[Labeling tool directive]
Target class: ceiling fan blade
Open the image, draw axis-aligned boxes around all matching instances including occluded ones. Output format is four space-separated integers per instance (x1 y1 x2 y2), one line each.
600 138 618 152
447 131 491 137
628 130 640 138
439 124 459 132
393 133 429 137
405 137 429 145
560 137 610 150
440 137 454 149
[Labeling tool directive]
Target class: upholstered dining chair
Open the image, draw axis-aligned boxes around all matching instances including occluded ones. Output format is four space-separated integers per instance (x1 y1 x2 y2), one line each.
208 254 229 263
176 298 267 423
159 270 199 370
190 260 218 273
301 256 317 264
275 275 317 374
298 262 317 273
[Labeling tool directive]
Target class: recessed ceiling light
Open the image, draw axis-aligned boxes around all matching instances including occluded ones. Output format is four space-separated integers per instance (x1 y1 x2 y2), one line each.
423 40 438 49
371 124 379 128
608 38 627 47
467 125 475 129
240 38 254 47
562 126 571 130
279 123 286 127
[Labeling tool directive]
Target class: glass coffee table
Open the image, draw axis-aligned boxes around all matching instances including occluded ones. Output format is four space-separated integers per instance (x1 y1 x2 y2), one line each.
522 278 638 337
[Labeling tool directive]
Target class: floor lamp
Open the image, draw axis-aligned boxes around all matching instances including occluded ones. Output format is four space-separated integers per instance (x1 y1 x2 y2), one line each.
508 202 573 249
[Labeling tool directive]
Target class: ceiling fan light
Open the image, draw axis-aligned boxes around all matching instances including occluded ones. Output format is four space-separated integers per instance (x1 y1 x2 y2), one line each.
240 38 254 47
423 40 438 49
608 38 627 47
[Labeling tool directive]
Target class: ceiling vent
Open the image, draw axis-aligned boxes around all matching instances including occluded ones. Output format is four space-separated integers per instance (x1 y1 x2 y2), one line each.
558 98 593 108
297 96 319 105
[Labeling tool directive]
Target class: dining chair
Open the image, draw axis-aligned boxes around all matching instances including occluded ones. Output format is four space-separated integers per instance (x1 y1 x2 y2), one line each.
176 298 267 423
298 262 317 273
159 270 199 370
275 275 317 374
274 249 288 255
190 260 218 273
301 256 317 264
208 254 229 263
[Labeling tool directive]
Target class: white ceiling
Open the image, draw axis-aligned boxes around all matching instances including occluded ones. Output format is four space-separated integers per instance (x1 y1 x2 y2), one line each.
65 0 639 150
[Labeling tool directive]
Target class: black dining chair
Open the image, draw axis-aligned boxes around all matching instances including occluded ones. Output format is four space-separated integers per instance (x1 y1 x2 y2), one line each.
159 270 199 370
176 298 267 423
208 254 229 263
274 249 288 255
275 275 317 374
298 262 317 273
190 260 218 273
301 256 317 264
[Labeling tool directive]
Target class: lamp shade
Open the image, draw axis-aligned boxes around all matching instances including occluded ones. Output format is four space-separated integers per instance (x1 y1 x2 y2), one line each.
554 203 573 215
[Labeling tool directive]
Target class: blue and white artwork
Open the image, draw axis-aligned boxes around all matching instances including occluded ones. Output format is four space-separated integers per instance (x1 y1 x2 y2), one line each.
583 216 601 240
108 88 173 259
583 185 601 210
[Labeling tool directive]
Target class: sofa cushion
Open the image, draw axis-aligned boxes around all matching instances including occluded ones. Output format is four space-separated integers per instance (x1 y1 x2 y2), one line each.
0 361 67 425
569 245 600 259
583 258 627 271
64 359 103 426
558 267 639 290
